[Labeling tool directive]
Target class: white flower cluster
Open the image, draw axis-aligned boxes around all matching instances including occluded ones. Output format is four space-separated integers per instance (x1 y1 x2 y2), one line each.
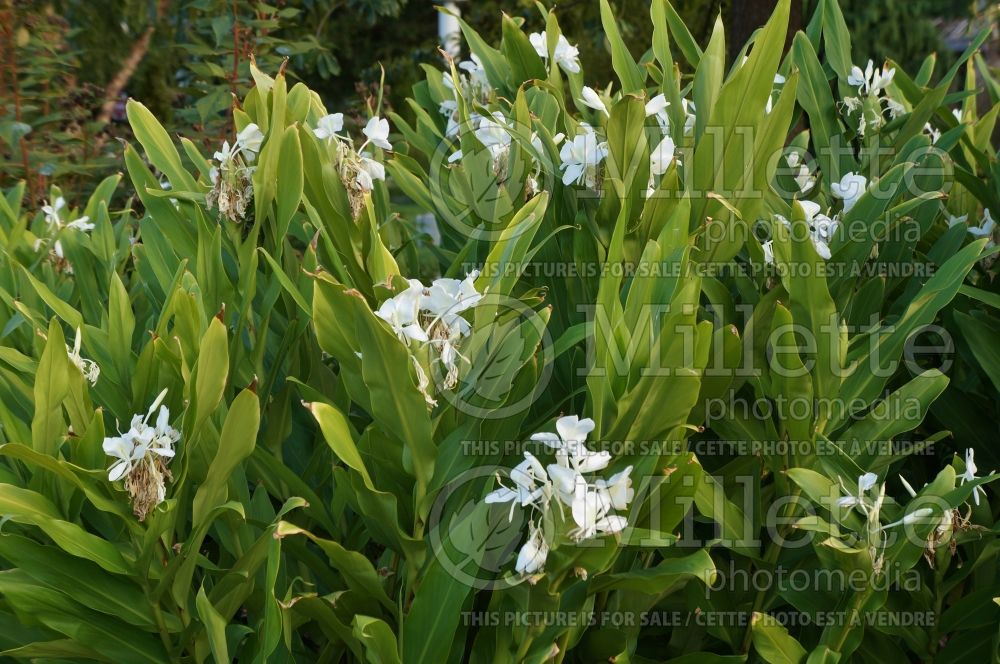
835 471 932 574
35 196 94 272
835 450 990 572
573 88 689 195
966 209 996 247
840 59 897 137
785 152 815 194
443 107 562 200
559 124 608 189
528 31 581 74
312 113 392 218
66 327 100 386
440 54 494 129
486 416 633 576
762 172 868 263
644 93 694 194
102 389 180 520
207 123 264 223
374 271 483 396
437 54 502 146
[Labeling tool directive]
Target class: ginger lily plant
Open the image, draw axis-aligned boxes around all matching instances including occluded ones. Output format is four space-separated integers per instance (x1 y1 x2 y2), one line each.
0 0 999 662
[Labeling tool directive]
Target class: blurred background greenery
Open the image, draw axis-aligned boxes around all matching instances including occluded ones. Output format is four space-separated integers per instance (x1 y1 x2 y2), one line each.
0 0 994 204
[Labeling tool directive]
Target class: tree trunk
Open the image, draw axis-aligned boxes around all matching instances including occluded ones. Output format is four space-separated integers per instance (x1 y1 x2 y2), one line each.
95 0 171 125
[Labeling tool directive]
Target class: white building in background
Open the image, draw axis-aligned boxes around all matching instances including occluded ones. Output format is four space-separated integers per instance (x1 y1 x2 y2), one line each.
438 1 463 57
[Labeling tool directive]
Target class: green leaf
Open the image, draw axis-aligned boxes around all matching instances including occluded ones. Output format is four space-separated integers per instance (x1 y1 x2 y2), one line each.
752 611 807 664
196 586 230 664
501 14 546 83
20 268 83 330
659 0 702 67
954 311 1000 393
588 549 715 594
126 99 199 192
0 485 130 574
0 534 160 631
276 124 304 238
599 0 645 93
275 522 395 616
792 32 845 182
836 240 988 425
692 15 725 142
770 303 814 444
31 319 71 456
452 11 512 94
308 402 371 485
839 369 949 470
354 615 401 664
192 388 260 526
0 569 168 662
189 317 229 438
475 192 548 301
820 0 852 80
775 201 842 431
402 501 488 663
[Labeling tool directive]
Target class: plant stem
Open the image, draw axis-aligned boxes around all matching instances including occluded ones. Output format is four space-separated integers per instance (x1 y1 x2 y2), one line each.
151 601 178 661
740 485 801 654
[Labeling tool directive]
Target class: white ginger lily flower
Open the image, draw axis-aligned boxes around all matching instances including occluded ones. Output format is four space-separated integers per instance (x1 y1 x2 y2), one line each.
423 270 482 325
474 112 512 159
485 414 630 576
885 97 906 119
529 31 580 74
774 201 838 260
42 197 66 226
848 59 895 96
42 197 92 232
66 327 100 386
530 415 611 473
968 209 995 242
313 113 344 141
374 280 429 343
786 153 815 193
214 140 237 164
457 54 490 88
486 452 551 521
515 521 549 574
837 471 879 514
761 240 775 265
569 481 628 541
236 123 264 159
355 156 386 192
596 465 634 511
900 474 956 540
649 135 678 176
879 507 935 532
103 391 179 521
579 86 609 117
831 172 868 213
103 388 179 519
959 448 988 506
362 116 392 151
645 94 668 118
65 216 94 232
559 128 608 188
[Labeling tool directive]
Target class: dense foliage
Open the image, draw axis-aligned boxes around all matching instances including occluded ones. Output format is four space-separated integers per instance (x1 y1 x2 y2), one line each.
3 0 988 204
0 0 999 662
